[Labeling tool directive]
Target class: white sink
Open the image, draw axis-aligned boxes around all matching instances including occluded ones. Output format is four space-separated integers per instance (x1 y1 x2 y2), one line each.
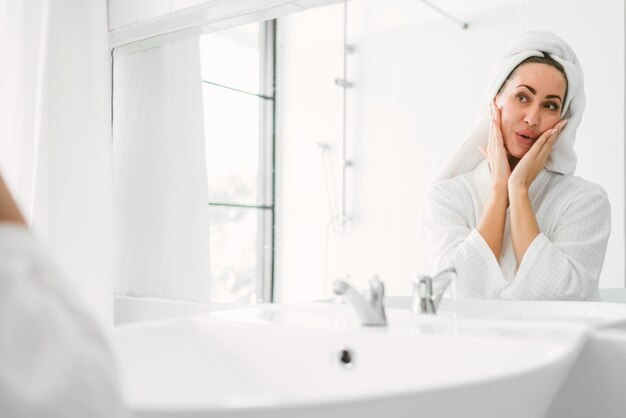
115 302 592 418
385 296 626 325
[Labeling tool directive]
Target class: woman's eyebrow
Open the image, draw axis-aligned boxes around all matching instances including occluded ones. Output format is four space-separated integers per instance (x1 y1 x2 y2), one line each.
546 94 563 102
517 84 562 102
517 84 537 94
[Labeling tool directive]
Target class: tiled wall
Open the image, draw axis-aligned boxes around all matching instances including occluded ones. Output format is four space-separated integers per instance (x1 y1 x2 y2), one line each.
276 0 625 301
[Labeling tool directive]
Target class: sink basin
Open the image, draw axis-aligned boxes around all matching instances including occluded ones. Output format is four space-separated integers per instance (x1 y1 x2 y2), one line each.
115 303 590 418
384 296 626 325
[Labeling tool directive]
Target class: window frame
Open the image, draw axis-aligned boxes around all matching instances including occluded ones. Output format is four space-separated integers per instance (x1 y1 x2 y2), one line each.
204 19 276 304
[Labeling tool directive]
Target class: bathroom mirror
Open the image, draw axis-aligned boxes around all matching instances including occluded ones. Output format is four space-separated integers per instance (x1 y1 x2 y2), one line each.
112 0 625 307
274 0 625 302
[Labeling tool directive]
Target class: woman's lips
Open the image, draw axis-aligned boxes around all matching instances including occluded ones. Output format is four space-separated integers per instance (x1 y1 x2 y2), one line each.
514 131 537 146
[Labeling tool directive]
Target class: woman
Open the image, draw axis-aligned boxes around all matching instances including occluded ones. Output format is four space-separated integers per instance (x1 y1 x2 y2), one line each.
0 172 126 417
424 31 611 301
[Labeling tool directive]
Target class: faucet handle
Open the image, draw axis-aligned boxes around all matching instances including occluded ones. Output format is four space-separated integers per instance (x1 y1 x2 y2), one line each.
413 275 435 314
364 275 385 305
431 268 456 306
333 279 349 295
412 268 456 315
332 276 387 326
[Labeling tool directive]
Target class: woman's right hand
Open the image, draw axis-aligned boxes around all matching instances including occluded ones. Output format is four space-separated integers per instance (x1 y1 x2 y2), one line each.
479 100 511 189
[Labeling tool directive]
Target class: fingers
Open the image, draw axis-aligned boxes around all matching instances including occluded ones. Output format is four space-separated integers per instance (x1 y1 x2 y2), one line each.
530 119 568 163
549 119 568 143
534 119 567 149
489 100 505 148
543 119 568 147
541 119 568 158
490 99 502 130
492 99 501 126
536 128 557 148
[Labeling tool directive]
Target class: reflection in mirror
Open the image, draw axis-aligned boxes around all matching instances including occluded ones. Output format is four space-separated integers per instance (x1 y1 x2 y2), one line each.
274 0 625 302
113 21 274 306
112 0 625 315
201 23 274 304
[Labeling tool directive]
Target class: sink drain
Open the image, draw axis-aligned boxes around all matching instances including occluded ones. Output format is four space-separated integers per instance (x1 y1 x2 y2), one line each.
337 346 355 370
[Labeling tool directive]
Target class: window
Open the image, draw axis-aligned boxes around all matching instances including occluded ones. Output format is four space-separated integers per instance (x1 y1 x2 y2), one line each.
200 21 275 304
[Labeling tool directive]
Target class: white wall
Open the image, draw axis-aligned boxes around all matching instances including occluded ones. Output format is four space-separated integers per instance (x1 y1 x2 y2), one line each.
276 0 625 302
107 0 342 48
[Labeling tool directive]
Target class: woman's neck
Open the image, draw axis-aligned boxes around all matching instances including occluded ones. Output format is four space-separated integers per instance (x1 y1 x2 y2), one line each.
508 154 520 171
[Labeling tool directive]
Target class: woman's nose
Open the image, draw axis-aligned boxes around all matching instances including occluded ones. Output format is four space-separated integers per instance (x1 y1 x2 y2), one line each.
524 107 540 126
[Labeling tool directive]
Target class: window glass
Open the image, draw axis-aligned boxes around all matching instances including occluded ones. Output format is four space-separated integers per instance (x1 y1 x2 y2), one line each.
199 23 261 95
201 21 274 306
209 206 263 304
203 83 265 205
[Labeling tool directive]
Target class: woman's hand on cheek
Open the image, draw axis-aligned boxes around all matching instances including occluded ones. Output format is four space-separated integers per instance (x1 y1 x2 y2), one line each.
479 100 511 190
509 119 568 193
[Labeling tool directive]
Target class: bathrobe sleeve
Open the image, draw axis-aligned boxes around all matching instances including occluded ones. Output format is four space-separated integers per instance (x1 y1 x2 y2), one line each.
500 185 611 300
424 181 509 298
0 225 126 418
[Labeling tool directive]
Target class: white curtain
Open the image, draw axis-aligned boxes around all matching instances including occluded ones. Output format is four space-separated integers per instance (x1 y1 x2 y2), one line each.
0 0 113 324
113 39 212 302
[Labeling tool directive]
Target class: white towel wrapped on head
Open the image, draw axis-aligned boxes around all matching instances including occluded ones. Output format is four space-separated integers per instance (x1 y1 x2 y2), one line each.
436 31 585 181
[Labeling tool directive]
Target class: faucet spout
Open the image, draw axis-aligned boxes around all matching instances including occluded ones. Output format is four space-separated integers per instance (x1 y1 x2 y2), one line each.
333 276 387 326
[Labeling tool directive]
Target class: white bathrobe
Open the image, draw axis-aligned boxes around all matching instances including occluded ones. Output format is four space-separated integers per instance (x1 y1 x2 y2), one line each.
424 161 610 301
0 225 126 418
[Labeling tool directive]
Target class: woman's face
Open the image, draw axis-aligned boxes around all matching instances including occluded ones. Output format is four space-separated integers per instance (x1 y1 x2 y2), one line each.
495 63 567 159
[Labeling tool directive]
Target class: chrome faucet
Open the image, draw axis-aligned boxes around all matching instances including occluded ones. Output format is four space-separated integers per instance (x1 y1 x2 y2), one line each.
413 267 456 315
333 276 387 326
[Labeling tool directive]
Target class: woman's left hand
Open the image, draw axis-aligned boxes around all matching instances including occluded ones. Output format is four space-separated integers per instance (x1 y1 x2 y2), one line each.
509 119 568 192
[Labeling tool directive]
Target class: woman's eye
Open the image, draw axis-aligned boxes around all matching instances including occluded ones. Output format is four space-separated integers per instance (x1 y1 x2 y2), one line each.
544 102 560 111
515 93 528 102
